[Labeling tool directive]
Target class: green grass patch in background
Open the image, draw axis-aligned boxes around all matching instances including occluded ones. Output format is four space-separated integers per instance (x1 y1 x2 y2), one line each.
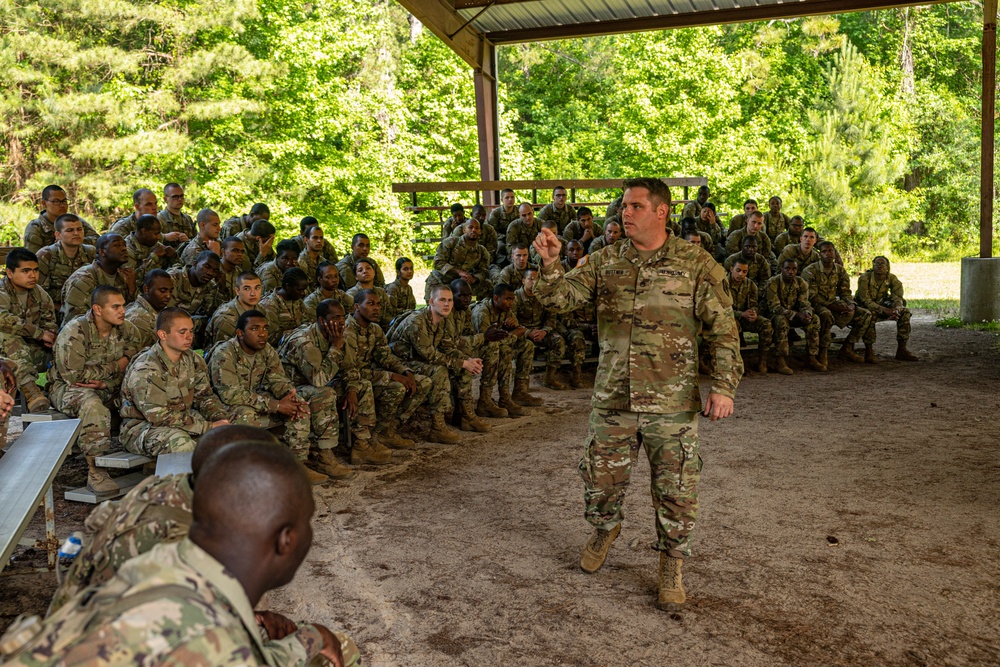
936 316 1000 332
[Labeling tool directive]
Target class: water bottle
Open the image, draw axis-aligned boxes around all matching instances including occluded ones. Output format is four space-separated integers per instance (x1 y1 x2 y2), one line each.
57 532 83 560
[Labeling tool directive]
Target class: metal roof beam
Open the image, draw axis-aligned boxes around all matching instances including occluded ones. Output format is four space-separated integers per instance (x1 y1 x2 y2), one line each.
455 0 537 8
396 0 495 70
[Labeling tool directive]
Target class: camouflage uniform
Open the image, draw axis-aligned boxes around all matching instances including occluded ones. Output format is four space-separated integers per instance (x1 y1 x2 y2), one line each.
157 208 196 245
205 298 255 358
303 288 354 321
532 237 742 557
167 266 218 337
387 308 466 416
257 260 286 294
725 229 775 261
777 244 820 272
801 262 874 350
426 236 492 301
724 274 773 357
120 343 229 455
680 200 703 220
124 296 159 350
125 233 174 286
488 205 519 260
109 212 139 238
258 292 306 347
773 230 800 253
179 235 217 266
61 262 134 323
36 243 95 315
537 202 577 234
562 219 604 246
727 213 747 235
762 211 790 243
695 218 725 247
449 220 499 264
856 267 911 343
529 233 566 266
384 279 417 313
514 286 566 372
0 278 56 387
336 253 386 290
215 266 239 308
297 250 322 288
496 263 532 291
345 285 394 331
7 537 357 667
49 312 141 456
587 235 617 254
765 274 821 357
23 213 99 253
506 219 542 259
449 306 508 397
289 236 340 264
208 339 310 461
472 299 533 384
235 229 276 273
49 473 194 613
220 213 252 239
279 323 353 447
723 252 771 294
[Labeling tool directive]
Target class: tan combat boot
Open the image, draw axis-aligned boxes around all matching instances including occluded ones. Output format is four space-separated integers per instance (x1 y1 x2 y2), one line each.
512 378 543 406
85 456 119 495
20 382 50 413
427 413 462 444
497 387 525 417
303 467 329 485
310 449 356 479
580 524 621 574
817 347 829 368
656 553 686 611
808 355 828 372
542 367 568 390
379 420 416 450
775 357 794 375
864 345 878 364
756 354 768 374
568 364 584 389
838 343 864 363
896 343 919 361
351 438 393 465
459 403 491 433
476 391 508 419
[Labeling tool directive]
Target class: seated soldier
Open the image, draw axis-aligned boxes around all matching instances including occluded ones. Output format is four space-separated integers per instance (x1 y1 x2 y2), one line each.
304 261 354 319
497 243 534 289
488 187 520 262
337 233 386 289
50 285 140 494
774 215 805 253
258 268 309 347
125 269 174 350
0 248 57 411
157 183 196 248
206 271 263 355
120 308 230 455
36 214 96 320
344 289 449 449
682 229 702 248
605 195 623 224
179 209 223 265
473 282 538 409
345 258 394 329
762 196 790 244
537 185 577 234
565 298 597 388
125 214 177 286
856 256 919 361
290 216 339 263
725 257 772 374
385 257 417 313
235 218 277 273
0 359 17 448
208 310 319 483
724 236 771 294
529 219 566 265
802 241 874 365
766 259 824 375
61 233 137 323
450 205 500 272
167 250 221 345
441 203 467 238
777 225 820 271
515 267 569 391
47 424 281 615
426 218 492 301
297 224 327 288
258 239 301 294
449 279 517 419
506 203 542 260
680 217 712 250
681 185 711 220
215 236 244 305
563 240 585 272
587 219 622 254
562 207 603 251
696 203 727 261
726 210 775 268
388 284 486 438
220 201 269 239
24 185 99 252
111 188 160 238
10 442 358 667
727 198 758 235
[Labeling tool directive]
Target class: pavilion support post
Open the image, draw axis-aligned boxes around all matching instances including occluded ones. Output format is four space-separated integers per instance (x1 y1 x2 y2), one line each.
474 41 500 206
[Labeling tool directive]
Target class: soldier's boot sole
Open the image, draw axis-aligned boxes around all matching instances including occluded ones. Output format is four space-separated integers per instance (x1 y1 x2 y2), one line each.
895 345 919 362
580 524 621 574
498 398 525 417
656 553 686 612
864 346 879 364
838 345 864 363
85 457 119 495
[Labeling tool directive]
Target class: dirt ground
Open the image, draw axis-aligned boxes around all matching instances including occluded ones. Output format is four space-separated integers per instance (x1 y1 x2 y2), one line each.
3 315 1000 666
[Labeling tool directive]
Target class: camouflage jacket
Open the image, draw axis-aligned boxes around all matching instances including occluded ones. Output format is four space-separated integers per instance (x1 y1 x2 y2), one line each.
124 296 159 350
215 266 239 308
856 271 905 311
61 262 134 323
49 311 141 393
303 288 354 322
23 213 99 253
345 285 393 330
506 219 542 256
168 266 218 317
773 231 800 253
125 233 174 285
289 236 339 264
497 264 532 290
336 253 386 290
471 298 518 335
696 218 726 246
777 244 820 272
726 229 774 259
258 293 306 347
727 213 747 235
588 236 613 254
562 219 603 243
801 261 855 309
388 307 466 373
681 200 703 220
297 250 321 288
514 287 558 332
447 308 483 355
449 220 500 260
723 252 771 291
220 214 252 239
35 243 96 308
384 279 416 314
208 339 293 414
0 278 56 342
534 236 742 412
724 274 759 314
765 275 813 318
278 322 350 389
205 298 254 352
157 208 196 242
537 202 577 234
257 260 285 294
121 343 228 435
235 230 276 273
432 236 491 282
762 211 790 242
109 212 138 237
10 538 326 666
48 474 194 613
487 205 519 236
179 235 218 266
343 315 410 381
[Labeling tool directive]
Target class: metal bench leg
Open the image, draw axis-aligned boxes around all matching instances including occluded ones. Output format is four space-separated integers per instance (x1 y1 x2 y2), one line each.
44 485 56 570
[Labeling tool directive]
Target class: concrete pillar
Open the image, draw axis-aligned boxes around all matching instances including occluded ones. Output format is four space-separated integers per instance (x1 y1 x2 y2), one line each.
960 257 1000 322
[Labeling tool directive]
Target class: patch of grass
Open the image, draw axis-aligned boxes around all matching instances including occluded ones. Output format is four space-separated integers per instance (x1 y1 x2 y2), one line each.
907 298 960 318
936 316 1000 332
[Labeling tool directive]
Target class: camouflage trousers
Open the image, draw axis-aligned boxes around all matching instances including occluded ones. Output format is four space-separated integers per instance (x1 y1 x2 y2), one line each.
1 335 50 387
815 305 875 348
474 340 512 392
404 360 465 415
296 384 343 448
50 383 116 456
561 328 588 366
120 420 199 456
873 307 912 342
533 331 566 370
369 369 432 431
505 336 534 382
581 409 701 558
736 316 774 356
229 403 311 461
772 312 820 357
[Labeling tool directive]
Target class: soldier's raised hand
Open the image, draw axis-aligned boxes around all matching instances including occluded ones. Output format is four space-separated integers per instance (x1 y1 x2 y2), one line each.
532 227 562 267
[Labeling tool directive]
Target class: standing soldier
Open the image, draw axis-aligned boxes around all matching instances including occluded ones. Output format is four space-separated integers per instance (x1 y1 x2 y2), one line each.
157 182 195 247
536 185 577 235
220 202 270 239
124 214 177 285
50 285 141 494
531 177 742 611
0 248 58 411
337 233 386 289
426 218 493 301
24 185 99 252
725 257 772 375
766 259 824 374
179 209 223 265
36 214 96 320
855 256 919 361
125 269 174 350
802 241 874 365
61 233 137 323
515 267 568 391
120 308 230 455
